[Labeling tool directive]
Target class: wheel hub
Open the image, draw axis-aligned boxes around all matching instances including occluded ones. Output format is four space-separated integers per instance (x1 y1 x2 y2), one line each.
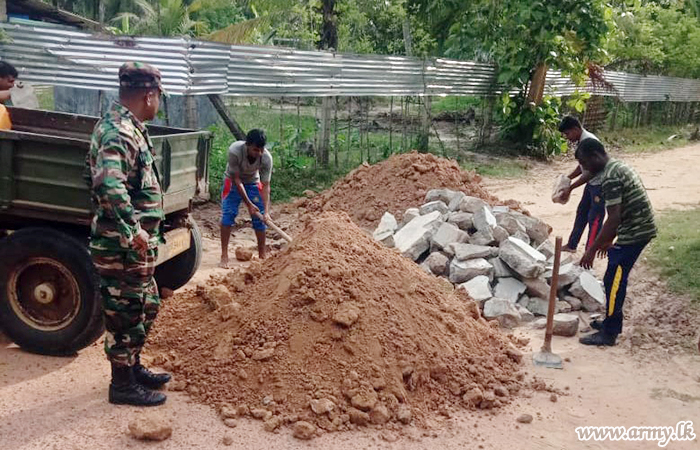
34 282 56 304
7 257 81 331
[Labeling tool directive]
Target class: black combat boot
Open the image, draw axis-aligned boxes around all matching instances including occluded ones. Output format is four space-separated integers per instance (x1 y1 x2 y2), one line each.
133 355 171 389
109 364 167 406
579 331 617 347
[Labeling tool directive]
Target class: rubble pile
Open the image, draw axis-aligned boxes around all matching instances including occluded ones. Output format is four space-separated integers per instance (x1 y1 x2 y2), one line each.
374 188 606 334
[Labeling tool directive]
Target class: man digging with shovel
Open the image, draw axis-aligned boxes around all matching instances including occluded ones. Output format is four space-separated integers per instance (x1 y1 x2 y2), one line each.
576 138 657 346
220 129 273 267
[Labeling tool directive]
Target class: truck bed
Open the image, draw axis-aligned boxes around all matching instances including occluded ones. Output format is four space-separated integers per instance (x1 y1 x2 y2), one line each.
0 107 212 227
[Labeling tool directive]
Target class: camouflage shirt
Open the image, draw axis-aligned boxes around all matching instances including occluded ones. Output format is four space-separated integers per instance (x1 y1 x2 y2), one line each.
601 158 657 245
85 102 164 251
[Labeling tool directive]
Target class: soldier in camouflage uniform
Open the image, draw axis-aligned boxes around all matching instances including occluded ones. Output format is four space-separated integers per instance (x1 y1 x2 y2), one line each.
85 62 170 406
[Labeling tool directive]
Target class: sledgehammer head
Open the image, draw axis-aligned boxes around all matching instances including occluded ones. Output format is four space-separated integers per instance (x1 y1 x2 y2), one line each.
532 350 563 369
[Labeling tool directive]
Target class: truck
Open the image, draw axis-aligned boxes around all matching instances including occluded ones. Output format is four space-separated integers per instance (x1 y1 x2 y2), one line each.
0 107 212 355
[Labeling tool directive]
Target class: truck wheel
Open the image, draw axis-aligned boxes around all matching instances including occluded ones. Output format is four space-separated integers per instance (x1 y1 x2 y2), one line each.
0 228 103 355
155 220 203 291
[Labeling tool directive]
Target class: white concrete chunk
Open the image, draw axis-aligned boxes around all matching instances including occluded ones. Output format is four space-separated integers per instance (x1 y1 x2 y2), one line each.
373 212 398 244
546 263 583 288
495 212 527 235
493 226 510 244
536 240 555 259
400 208 420 228
420 201 449 216
469 228 495 246
425 189 459 206
513 230 531 245
498 237 547 279
459 196 489 213
526 297 549 316
517 305 535 323
562 295 582 311
552 313 579 337
424 252 449 276
457 275 492 302
483 298 521 328
449 258 494 284
473 206 497 232
393 211 442 261
448 192 467 212
447 212 473 230
450 243 497 261
523 277 551 300
493 277 527 303
490 257 514 278
430 222 470 251
569 271 605 312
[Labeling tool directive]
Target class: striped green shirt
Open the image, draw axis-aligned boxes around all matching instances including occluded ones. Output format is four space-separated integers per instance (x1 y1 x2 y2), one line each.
602 159 657 245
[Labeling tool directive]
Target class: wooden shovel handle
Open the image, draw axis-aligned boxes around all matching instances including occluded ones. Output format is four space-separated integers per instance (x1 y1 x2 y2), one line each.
543 236 563 352
254 212 293 243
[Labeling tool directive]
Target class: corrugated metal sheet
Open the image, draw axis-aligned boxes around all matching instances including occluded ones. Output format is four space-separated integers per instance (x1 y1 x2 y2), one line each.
1 23 700 101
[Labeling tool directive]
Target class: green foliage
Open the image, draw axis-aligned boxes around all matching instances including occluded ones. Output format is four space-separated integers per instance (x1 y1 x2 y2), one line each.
499 94 568 158
648 208 700 303
608 1 700 78
111 0 206 36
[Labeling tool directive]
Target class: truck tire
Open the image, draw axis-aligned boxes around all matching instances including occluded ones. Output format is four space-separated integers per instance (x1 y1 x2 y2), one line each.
155 220 203 291
0 228 103 355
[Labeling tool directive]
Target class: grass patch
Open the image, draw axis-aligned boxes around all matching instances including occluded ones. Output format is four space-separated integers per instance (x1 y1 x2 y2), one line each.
598 125 691 154
461 157 529 178
647 208 700 302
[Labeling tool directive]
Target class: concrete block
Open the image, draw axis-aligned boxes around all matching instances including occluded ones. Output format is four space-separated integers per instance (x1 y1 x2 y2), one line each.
393 211 442 261
449 243 498 261
552 313 579 337
459 196 489 214
569 271 606 312
424 252 450 276
457 275 492 302
447 212 473 231
483 298 521 328
420 201 449 216
493 277 527 303
449 258 494 284
498 237 546 279
473 206 497 232
430 222 470 251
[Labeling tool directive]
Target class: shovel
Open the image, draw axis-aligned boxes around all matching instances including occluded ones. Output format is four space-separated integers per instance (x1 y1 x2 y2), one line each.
254 212 293 243
533 236 564 369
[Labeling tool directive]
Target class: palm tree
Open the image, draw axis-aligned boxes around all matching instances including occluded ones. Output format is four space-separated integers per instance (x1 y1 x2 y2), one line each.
111 0 205 36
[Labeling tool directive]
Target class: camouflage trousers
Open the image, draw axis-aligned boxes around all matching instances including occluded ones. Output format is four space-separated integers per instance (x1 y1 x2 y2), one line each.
90 247 160 367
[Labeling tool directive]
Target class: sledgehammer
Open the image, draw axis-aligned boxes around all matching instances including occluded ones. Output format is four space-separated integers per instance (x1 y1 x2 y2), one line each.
533 236 564 369
254 212 293 243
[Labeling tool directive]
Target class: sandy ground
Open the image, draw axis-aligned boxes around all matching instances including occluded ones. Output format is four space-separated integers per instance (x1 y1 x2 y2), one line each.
2 145 700 449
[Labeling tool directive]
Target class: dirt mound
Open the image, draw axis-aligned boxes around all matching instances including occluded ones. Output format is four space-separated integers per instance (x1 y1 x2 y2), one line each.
148 212 524 435
300 152 517 229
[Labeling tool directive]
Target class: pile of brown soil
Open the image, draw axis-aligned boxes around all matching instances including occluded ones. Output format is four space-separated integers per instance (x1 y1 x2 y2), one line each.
148 212 524 436
300 152 519 229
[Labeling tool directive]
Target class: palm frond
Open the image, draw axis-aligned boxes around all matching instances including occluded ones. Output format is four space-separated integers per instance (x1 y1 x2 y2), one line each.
206 16 272 44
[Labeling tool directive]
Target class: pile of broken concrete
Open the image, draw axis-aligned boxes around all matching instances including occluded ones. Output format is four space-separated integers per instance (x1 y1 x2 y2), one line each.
373 188 606 337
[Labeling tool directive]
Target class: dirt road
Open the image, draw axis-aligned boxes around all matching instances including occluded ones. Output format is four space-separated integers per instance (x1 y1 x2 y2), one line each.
2 145 699 449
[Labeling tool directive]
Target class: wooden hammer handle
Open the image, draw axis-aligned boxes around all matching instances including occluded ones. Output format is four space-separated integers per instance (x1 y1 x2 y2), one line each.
543 236 563 352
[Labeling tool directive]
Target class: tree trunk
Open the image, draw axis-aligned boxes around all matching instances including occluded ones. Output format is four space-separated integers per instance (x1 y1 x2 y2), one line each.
526 63 548 106
207 94 245 140
402 19 413 56
318 0 338 51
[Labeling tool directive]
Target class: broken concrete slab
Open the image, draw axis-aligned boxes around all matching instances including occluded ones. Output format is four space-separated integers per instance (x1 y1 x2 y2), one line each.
483 298 521 328
449 243 498 261
569 271 606 312
492 205 510 214
495 213 527 235
512 212 551 246
457 275 492 302
547 263 583 288
373 212 398 247
424 252 449 276
449 258 494 284
552 313 579 337
420 201 449 216
473 206 497 232
517 294 530 308
430 222 470 251
490 257 514 278
493 226 510 244
532 318 547 329
526 297 549 316
493 277 527 303
536 240 555 259
517 305 535 322
523 277 551 300
425 189 459 206
459 196 489 214
498 237 547 279
447 212 473 231
393 211 442 261
562 295 582 311
448 192 467 212
513 230 531 245
470 228 496 246
400 208 420 228
556 300 572 313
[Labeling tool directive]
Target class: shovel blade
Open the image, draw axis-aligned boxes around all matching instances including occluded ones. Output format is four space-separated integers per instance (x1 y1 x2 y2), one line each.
532 351 563 369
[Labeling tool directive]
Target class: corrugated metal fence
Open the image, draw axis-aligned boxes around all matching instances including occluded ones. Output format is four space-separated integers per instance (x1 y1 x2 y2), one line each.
2 23 700 101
